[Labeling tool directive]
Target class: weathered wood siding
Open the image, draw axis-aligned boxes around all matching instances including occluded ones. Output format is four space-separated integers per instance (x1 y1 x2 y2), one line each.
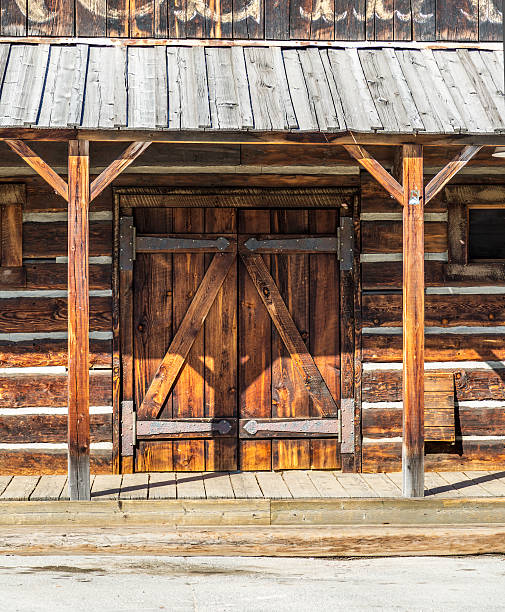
361 174 505 472
0 0 501 40
0 177 113 475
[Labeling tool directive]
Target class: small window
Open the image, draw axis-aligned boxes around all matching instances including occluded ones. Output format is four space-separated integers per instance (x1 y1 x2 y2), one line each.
468 208 505 262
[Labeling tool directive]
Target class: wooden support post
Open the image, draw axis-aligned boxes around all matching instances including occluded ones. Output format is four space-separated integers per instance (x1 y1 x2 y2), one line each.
67 140 90 501
402 144 425 498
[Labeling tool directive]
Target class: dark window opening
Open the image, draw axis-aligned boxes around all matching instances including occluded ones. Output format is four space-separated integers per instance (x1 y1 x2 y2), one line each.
468 208 505 262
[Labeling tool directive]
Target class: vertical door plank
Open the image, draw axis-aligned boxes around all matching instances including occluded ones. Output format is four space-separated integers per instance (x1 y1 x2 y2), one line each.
239 209 272 470
309 209 340 470
107 0 130 36
204 208 237 470
68 140 90 501
155 0 168 36
206 0 233 37
1 1 26 35
264 0 290 39
335 0 366 40
168 0 187 37
130 0 155 36
413 0 436 41
271 209 310 469
28 0 75 35
76 0 107 36
172 208 206 471
233 0 264 38
137 441 174 472
134 208 173 472
436 0 478 41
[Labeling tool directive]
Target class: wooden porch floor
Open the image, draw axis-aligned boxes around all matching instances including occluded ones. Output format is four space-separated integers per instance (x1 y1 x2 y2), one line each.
1 471 505 501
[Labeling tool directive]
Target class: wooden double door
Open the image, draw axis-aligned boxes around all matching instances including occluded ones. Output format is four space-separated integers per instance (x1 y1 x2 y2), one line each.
120 207 342 472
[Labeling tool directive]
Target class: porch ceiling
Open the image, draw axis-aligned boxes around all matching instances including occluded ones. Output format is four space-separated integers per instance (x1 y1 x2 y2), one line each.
0 43 502 137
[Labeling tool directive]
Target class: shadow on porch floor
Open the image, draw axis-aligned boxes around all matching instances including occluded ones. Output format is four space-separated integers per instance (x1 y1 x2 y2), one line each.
2 470 505 501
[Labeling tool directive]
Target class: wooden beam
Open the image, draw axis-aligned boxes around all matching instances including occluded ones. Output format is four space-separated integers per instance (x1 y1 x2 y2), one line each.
90 141 152 202
5 140 68 200
242 253 338 418
402 144 425 498
425 145 483 204
67 140 90 501
139 252 235 420
343 144 404 204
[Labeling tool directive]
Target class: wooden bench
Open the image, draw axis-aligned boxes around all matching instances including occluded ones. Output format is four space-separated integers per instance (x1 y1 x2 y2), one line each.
425 372 456 442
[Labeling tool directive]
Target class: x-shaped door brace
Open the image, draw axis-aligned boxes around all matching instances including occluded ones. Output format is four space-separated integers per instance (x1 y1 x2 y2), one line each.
139 251 338 420
343 144 482 205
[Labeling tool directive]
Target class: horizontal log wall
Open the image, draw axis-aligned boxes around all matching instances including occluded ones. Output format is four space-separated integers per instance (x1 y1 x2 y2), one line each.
0 180 113 475
0 1 501 41
361 174 505 473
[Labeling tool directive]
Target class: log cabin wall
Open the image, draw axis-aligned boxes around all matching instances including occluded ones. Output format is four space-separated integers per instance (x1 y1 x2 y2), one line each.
0 0 501 41
1 142 505 475
0 143 362 475
0 176 113 474
361 172 505 473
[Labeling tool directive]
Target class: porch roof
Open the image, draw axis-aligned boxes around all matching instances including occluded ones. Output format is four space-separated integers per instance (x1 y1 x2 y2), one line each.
0 42 503 136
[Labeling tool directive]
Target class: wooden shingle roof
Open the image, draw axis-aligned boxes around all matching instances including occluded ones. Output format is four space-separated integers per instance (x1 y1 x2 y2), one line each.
0 43 503 134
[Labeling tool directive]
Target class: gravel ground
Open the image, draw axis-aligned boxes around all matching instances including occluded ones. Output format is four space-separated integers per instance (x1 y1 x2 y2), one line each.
0 554 504 611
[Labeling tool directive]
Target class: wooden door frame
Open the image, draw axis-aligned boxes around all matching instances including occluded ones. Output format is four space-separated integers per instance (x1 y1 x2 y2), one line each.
112 186 361 474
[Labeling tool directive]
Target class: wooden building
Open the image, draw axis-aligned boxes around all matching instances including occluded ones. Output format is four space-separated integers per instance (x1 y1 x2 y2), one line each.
0 1 502 499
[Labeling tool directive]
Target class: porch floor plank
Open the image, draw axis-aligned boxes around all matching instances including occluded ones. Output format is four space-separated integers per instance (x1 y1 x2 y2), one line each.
120 473 149 500
30 475 67 501
336 473 378 497
281 471 320 498
229 472 263 499
364 473 402 497
439 471 493 497
424 472 461 497
176 473 206 499
148 473 177 499
91 475 122 500
202 473 235 499
255 472 292 499
0 476 12 497
2 472 505 501
464 471 505 497
307 471 350 498
1 476 40 501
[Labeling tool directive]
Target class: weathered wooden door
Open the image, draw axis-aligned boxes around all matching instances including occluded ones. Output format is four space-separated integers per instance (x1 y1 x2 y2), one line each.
120 207 342 472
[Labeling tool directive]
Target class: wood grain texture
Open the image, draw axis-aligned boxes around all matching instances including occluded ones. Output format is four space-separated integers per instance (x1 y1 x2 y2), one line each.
67 139 91 500
362 221 447 253
363 294 505 328
0 296 111 333
5 141 68 200
402 143 425 497
0 338 111 368
363 369 505 402
23 221 112 258
363 440 505 473
363 405 505 438
363 333 505 363
0 450 111 476
1 203 22 267
0 414 111 443
139 252 235 420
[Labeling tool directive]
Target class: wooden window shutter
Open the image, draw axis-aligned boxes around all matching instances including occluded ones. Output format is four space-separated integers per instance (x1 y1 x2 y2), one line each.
424 372 455 443
0 184 26 287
